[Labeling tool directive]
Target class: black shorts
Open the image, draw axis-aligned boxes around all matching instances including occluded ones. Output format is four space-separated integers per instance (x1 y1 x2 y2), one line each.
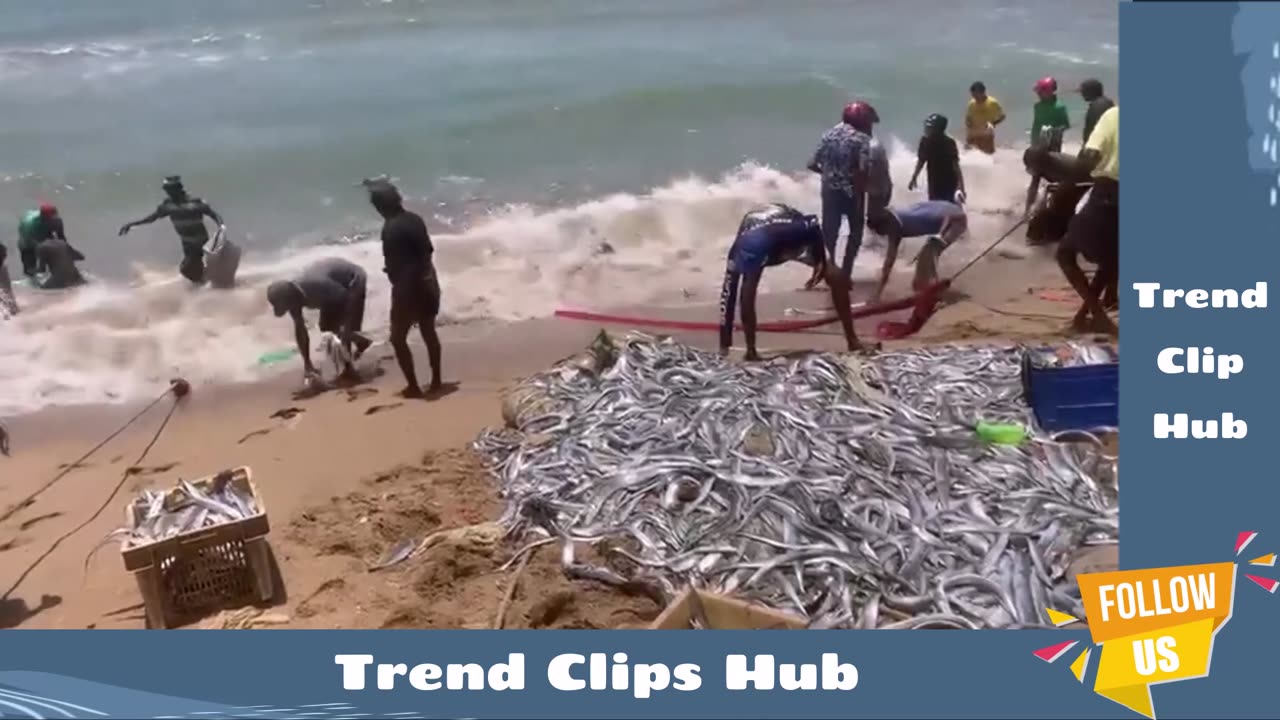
1028 182 1091 244
390 272 441 326
318 284 366 334
1063 180 1118 266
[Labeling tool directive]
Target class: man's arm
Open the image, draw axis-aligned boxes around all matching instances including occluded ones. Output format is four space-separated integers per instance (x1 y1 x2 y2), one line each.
872 226 902 303
290 309 315 375
950 142 965 195
909 139 926 188
807 142 822 174
50 217 67 241
991 100 1006 126
119 207 167 234
739 271 763 360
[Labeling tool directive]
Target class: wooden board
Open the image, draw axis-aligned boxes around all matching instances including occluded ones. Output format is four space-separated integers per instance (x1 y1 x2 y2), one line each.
649 590 806 630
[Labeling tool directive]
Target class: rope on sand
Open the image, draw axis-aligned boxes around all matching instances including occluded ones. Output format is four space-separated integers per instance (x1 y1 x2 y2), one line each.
1 379 189 601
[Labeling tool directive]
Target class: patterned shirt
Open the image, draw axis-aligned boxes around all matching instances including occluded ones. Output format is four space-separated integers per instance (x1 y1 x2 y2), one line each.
810 123 871 196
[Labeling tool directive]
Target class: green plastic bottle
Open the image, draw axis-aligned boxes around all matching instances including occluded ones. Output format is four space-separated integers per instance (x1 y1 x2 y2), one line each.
257 348 298 366
975 421 1028 446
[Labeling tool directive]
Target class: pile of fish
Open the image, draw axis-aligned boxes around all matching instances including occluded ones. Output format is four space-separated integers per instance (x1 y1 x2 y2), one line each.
475 334 1118 629
122 476 261 547
1026 342 1118 369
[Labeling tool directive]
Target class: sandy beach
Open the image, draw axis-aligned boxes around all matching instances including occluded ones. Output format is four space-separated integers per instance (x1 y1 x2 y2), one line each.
0 241 1117 631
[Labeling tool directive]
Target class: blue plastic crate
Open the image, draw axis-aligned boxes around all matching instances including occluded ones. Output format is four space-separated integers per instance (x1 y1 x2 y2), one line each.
1021 350 1119 433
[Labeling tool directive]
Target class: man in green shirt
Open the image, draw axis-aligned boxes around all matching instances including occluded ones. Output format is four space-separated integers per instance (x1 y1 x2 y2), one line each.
17 203 66 277
1024 77 1071 217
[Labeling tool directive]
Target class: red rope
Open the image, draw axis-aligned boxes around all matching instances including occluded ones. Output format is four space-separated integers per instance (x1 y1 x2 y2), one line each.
553 281 948 336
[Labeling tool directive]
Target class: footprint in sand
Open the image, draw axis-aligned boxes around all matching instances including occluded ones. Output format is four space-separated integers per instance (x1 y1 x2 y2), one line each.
18 511 62 531
237 428 273 445
345 388 378 402
126 462 180 477
0 536 28 553
270 407 305 420
364 403 403 416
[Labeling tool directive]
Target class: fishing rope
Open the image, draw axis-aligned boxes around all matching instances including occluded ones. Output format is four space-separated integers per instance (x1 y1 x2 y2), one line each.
2 393 181 602
0 384 175 525
946 216 1030 284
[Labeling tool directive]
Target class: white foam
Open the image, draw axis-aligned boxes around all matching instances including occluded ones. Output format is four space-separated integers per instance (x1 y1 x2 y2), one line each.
0 138 1037 416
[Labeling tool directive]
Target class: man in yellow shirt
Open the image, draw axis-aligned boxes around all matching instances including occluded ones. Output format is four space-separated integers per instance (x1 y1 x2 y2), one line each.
1028 106 1118 334
964 81 1005 154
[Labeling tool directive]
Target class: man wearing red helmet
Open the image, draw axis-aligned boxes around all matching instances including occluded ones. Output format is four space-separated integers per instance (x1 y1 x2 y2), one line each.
808 101 876 282
1025 77 1071 217
16 203 67 278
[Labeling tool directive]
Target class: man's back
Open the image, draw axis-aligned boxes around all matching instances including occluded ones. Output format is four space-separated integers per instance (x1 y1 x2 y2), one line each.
296 257 366 308
160 196 212 243
381 210 434 284
813 124 870 195
36 238 85 288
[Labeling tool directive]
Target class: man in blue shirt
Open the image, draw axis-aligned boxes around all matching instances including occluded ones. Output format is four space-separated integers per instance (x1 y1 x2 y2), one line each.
719 204 860 361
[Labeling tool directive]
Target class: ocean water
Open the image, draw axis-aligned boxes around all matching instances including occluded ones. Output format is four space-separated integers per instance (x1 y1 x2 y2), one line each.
0 0 1118 415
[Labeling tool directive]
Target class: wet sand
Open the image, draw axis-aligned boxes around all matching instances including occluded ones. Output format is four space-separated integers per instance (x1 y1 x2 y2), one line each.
0 243 1112 629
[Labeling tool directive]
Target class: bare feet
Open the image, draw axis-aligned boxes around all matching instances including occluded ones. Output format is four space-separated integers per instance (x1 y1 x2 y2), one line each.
744 349 762 362
398 385 425 399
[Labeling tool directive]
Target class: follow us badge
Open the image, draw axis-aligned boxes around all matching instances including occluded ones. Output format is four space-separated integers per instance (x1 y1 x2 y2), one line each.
1032 532 1277 719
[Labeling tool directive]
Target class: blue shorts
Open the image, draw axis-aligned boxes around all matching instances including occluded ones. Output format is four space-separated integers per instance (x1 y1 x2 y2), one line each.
727 224 819 276
890 201 965 239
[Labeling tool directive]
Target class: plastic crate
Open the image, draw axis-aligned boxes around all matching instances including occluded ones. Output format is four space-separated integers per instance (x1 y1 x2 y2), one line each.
1021 351 1119 433
121 467 274 629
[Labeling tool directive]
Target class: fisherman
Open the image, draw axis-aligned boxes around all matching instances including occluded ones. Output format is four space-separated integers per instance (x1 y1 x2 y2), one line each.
866 199 968 305
1024 77 1071 217
33 236 87 290
118 176 227 285
808 101 877 281
1026 105 1119 335
366 179 443 398
17 203 66 277
719 204 860 361
964 81 1006 154
266 257 373 382
908 114 966 204
1078 79 1115 145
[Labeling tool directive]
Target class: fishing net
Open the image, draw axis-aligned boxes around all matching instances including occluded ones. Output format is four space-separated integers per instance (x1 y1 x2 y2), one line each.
475 333 1118 629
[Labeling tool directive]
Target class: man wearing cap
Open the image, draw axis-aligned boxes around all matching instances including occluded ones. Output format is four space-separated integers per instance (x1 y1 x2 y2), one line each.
267 257 371 382
118 176 226 285
17 203 67 277
365 179 443 398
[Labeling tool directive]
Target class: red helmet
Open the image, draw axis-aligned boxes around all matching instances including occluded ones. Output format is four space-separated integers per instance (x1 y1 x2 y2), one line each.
1034 77 1058 95
842 101 880 131
38 202 57 217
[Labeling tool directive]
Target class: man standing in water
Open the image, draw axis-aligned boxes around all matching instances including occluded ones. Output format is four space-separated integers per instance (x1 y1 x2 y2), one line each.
808 102 876 281
964 81 1005 154
366 179 443 398
266 257 373 382
719 204 860 361
17 204 67 277
1024 77 1071 217
908 114 966 204
34 235 87 290
118 176 226 285
1078 79 1115 145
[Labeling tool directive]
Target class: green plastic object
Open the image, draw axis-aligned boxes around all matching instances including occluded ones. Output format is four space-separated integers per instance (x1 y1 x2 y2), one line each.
257 348 298 366
975 421 1028 446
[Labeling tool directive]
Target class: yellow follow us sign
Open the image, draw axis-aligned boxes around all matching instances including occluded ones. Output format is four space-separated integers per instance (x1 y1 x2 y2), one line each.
1075 562 1237 719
